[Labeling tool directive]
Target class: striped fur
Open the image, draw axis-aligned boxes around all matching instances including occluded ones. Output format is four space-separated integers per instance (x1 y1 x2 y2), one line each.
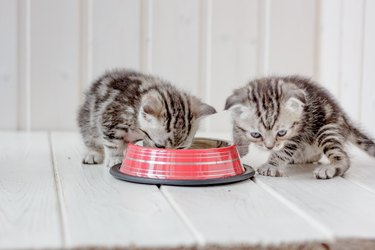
225 76 375 179
78 69 216 167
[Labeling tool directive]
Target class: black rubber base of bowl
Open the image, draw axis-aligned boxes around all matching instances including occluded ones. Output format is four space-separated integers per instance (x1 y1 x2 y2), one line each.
109 164 255 186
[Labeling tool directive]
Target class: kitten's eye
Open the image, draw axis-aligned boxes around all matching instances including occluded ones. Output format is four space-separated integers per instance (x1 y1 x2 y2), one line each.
155 143 165 149
277 130 287 137
250 132 262 139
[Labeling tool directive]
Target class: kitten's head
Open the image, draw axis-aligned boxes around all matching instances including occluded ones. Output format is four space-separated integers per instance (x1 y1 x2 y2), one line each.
138 88 216 149
225 79 306 151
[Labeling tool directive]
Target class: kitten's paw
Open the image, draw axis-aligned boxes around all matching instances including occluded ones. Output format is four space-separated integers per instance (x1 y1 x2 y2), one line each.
82 151 104 164
105 157 123 168
313 165 337 179
257 163 284 177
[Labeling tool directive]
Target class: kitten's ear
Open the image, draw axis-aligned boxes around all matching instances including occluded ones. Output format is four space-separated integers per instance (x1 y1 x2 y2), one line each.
140 94 163 122
227 104 253 117
225 93 242 110
285 97 305 114
197 103 217 118
281 82 306 115
225 93 252 117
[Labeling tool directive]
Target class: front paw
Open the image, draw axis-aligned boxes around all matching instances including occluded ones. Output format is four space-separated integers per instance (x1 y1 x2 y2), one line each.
82 151 104 164
105 157 123 168
257 163 284 177
313 165 337 179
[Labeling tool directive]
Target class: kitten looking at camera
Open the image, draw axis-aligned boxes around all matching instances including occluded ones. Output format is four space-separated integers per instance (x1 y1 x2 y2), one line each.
78 69 216 167
225 76 375 179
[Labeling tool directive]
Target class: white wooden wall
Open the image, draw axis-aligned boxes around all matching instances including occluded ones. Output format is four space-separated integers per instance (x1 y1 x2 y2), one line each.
0 0 374 136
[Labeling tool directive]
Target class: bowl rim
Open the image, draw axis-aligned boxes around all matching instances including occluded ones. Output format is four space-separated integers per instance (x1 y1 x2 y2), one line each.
128 137 235 153
110 163 255 186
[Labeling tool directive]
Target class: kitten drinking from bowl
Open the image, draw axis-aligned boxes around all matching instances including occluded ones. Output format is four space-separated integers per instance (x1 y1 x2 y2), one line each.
78 69 216 168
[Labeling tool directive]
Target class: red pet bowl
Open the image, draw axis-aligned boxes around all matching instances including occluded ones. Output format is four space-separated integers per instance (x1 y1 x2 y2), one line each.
110 138 254 186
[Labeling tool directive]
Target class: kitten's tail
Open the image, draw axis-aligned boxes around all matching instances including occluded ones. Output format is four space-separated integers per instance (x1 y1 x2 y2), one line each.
348 124 375 157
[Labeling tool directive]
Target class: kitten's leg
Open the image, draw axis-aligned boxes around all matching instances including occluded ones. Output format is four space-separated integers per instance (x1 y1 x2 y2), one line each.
258 142 298 177
79 103 105 164
233 124 251 157
82 136 104 164
314 125 350 179
103 138 127 168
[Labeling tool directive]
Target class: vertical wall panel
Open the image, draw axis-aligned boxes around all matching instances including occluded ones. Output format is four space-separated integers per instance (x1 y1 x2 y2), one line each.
140 0 153 73
209 0 260 132
317 0 341 98
17 0 32 130
1 0 375 132
339 0 365 122
90 0 141 82
152 0 200 94
30 0 80 129
360 0 375 136
0 0 18 129
79 0 93 94
267 0 317 77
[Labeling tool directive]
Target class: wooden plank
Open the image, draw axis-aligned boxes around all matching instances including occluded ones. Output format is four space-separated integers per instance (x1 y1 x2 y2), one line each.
50 132 195 248
251 160 375 239
29 0 80 129
197 132 375 240
317 0 341 98
161 181 329 246
151 0 200 95
0 0 18 129
339 0 365 122
91 0 141 81
0 132 62 249
209 0 260 133
267 0 317 77
360 0 375 136
344 146 375 195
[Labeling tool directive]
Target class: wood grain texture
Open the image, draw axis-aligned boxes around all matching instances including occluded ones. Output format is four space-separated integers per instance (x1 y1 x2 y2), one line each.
344 146 375 195
0 0 18 129
91 0 141 81
339 0 365 122
29 0 80 129
152 0 200 95
0 132 62 249
267 0 317 77
162 180 329 246
360 0 375 136
252 161 375 239
50 132 195 248
209 0 260 133
317 0 341 98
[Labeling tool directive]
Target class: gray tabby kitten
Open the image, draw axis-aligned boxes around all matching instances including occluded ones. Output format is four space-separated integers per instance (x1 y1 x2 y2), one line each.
78 69 216 167
225 76 375 179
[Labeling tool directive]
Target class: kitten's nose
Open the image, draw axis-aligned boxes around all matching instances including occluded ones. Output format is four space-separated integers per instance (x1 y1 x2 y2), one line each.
265 145 274 150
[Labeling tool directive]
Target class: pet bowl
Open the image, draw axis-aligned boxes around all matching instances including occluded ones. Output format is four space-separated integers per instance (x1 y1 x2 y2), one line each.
110 138 255 186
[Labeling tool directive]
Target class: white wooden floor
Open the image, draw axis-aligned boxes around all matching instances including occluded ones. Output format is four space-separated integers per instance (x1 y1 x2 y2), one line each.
1 132 375 250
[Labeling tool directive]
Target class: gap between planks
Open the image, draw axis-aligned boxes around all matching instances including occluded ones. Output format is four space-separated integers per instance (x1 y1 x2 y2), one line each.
48 132 68 248
159 186 206 246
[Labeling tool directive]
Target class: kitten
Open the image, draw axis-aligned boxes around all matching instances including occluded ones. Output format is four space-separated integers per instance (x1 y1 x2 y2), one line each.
225 76 375 179
78 69 216 167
